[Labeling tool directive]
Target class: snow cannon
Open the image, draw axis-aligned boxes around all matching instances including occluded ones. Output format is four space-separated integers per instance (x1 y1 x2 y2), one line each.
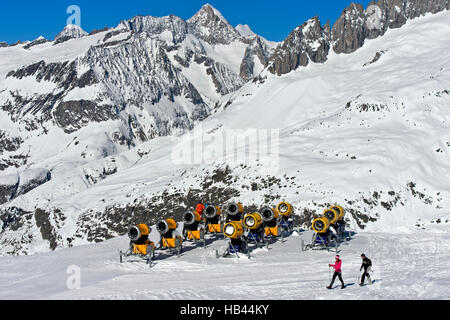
156 218 178 237
330 205 345 221
244 212 266 244
156 218 183 256
223 221 245 239
204 205 223 234
226 202 244 222
182 211 206 243
328 205 346 237
119 224 155 267
128 224 151 242
277 202 295 232
323 208 340 225
312 216 331 234
277 202 293 218
243 212 263 230
262 207 285 238
219 221 249 257
261 207 279 225
183 211 202 229
205 205 221 220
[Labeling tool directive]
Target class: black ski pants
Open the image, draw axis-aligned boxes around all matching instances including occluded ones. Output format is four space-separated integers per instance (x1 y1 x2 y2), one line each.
330 271 345 287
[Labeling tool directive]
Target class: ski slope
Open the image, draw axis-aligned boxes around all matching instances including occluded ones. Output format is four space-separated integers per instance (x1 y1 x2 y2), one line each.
1 226 449 300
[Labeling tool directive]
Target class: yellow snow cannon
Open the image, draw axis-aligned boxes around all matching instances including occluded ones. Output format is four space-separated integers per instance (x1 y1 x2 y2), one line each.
312 216 331 234
119 224 155 266
156 218 178 236
128 223 151 242
243 212 263 230
183 210 202 226
261 207 281 237
328 205 346 237
226 202 244 221
330 205 345 221
183 211 205 242
223 221 245 239
277 202 293 218
156 218 183 256
204 205 223 233
217 220 249 258
323 208 340 225
261 207 280 223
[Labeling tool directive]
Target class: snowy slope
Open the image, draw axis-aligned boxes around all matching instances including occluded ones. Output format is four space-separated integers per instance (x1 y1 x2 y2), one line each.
1 8 450 256
1 227 449 300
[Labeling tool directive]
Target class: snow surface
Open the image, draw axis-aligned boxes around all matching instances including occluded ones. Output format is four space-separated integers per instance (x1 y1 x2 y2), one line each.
0 228 449 300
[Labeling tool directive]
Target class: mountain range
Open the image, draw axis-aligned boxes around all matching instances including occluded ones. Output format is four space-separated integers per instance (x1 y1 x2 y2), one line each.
0 1 449 255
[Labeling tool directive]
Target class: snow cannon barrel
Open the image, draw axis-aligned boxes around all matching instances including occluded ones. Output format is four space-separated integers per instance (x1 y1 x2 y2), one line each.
226 202 244 221
243 212 263 230
312 217 331 234
128 224 151 242
277 202 293 218
183 211 202 226
323 208 340 225
223 221 245 239
261 207 280 222
329 205 345 221
204 205 221 220
156 218 178 236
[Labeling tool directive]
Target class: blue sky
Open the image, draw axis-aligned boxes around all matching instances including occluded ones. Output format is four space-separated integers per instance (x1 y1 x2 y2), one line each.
0 0 373 44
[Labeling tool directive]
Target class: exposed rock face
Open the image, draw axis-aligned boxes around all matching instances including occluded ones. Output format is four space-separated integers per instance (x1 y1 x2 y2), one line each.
187 4 242 45
0 169 51 205
333 0 450 54
121 14 190 45
268 0 450 76
0 42 9 48
268 17 330 76
332 3 366 54
240 36 274 81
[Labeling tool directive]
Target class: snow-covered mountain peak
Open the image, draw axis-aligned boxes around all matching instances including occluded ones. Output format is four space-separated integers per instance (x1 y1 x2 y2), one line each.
189 4 229 25
54 24 88 44
187 3 241 44
236 24 257 38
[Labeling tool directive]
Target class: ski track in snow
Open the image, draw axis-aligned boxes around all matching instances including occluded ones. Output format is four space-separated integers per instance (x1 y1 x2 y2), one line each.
1 230 449 300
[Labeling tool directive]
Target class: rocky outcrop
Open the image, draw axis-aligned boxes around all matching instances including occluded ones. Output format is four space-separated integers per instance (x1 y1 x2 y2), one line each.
332 0 450 54
240 36 274 81
332 3 366 54
268 0 450 76
0 169 51 205
268 17 330 76
187 4 242 45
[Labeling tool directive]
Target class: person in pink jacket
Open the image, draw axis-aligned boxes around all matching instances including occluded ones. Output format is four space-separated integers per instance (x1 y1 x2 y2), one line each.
327 255 345 289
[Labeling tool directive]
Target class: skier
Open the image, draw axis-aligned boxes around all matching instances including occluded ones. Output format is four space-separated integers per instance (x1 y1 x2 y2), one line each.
360 254 372 286
327 255 345 289
195 200 205 219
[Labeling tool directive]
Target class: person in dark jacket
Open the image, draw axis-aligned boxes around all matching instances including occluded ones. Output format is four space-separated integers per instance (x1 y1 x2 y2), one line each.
360 254 372 286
